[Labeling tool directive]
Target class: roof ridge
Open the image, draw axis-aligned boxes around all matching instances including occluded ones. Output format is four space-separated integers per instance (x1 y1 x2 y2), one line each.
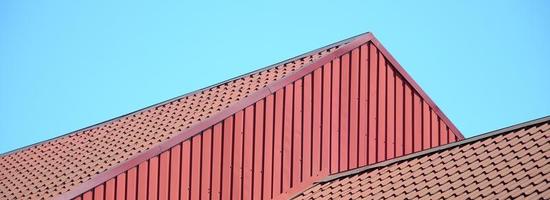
0 33 360 157
368 36 464 139
54 32 375 200
314 115 550 184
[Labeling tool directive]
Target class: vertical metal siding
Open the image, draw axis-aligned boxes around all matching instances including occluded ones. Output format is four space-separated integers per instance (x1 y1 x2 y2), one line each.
71 41 462 200
395 76 404 157
93 184 104 200
292 79 302 186
272 89 283 196
252 99 265 200
211 123 223 200
158 151 170 200
377 52 387 163
220 117 232 199
169 144 181 200
358 45 369 166
349 49 360 169
180 140 191 199
126 167 137 200
340 53 350 172
201 129 212 200
311 68 327 177
147 156 157 199
321 62 332 175
105 178 115 200
330 57 340 173
302 75 312 180
232 111 244 200
136 161 148 200
387 66 396 160
262 95 274 200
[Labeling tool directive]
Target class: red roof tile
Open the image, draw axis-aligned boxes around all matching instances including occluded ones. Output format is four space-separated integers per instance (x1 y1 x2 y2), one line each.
0 37 348 199
293 116 550 199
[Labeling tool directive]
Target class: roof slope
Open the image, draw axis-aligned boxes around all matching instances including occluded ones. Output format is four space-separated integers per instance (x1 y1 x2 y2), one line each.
294 116 550 199
0 32 466 200
0 36 348 199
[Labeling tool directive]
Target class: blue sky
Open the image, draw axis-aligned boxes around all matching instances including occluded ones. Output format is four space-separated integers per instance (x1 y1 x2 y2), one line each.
1 0 549 154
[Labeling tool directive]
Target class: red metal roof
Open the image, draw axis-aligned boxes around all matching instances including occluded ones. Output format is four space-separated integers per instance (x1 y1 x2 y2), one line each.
293 116 550 199
0 32 465 199
0 36 346 199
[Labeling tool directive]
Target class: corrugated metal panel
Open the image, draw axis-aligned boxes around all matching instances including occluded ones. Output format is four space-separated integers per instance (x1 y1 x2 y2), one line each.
68 37 463 200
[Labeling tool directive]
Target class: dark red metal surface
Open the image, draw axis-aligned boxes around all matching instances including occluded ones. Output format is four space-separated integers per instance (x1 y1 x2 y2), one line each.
0 32 463 200
54 33 465 200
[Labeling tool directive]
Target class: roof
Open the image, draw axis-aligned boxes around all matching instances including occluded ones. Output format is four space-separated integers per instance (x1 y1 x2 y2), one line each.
0 32 465 199
0 35 350 199
293 115 550 199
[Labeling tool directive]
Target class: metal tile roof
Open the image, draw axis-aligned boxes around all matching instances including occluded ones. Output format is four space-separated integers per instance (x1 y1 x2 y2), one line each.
293 116 550 199
0 32 468 200
0 37 347 199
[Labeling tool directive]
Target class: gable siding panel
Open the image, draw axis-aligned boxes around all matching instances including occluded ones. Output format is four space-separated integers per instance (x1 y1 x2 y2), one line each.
386 67 395 160
349 49 360 169
358 44 369 166
126 167 137 200
93 184 104 200
262 95 275 200
330 58 341 173
243 106 255 200
201 128 213 200
180 140 192 200
66 37 463 200
377 52 387 162
302 75 313 180
321 62 332 175
158 151 170 200
367 44 378 165
211 123 223 200
339 53 351 172
252 100 266 200
292 79 303 185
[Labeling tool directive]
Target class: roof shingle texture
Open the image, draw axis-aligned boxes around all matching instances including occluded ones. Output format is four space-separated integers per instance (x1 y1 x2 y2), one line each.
0 43 344 199
295 120 550 199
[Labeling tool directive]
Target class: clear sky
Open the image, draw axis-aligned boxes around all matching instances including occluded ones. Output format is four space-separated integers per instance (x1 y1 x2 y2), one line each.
1 0 549 154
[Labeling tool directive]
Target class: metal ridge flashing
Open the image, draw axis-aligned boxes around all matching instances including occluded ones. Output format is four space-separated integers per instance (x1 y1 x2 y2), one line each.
369 36 464 139
315 115 550 184
0 32 357 157
54 32 374 200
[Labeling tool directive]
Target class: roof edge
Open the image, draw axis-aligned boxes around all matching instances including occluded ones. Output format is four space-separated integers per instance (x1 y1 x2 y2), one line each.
369 36 464 139
0 32 360 157
315 115 550 184
54 32 374 200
